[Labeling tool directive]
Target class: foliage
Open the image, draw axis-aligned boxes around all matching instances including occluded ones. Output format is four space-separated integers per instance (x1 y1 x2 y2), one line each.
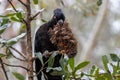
0 1 27 80
36 52 120 80
12 72 25 80
97 0 102 6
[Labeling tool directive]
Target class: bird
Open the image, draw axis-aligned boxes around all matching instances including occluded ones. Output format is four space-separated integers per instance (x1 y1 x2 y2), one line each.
35 8 65 80
34 8 77 80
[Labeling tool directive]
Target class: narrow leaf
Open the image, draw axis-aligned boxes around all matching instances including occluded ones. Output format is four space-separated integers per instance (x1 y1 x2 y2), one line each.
35 52 43 65
0 13 16 17
41 19 47 22
0 18 9 26
94 68 99 77
110 53 120 62
12 72 24 80
6 48 12 59
75 61 90 72
6 33 26 46
0 25 8 35
0 54 6 58
10 17 21 22
6 13 16 17
90 65 96 75
68 58 74 70
48 51 57 67
102 55 109 72
0 29 5 35
16 12 22 19
59 55 68 71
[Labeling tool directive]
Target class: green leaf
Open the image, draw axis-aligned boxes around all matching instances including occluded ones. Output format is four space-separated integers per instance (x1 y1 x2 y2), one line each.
0 54 6 58
0 18 10 34
7 40 17 46
0 13 16 17
59 55 68 71
97 0 102 6
102 55 109 72
0 28 5 35
12 72 25 80
90 65 96 75
6 48 12 59
6 13 16 17
33 0 38 4
94 68 99 77
16 12 22 19
35 52 43 65
80 72 85 78
68 58 74 70
41 19 47 22
74 61 90 72
110 53 120 62
0 25 9 35
0 18 9 26
6 33 26 46
48 51 58 67
104 73 113 80
10 17 21 22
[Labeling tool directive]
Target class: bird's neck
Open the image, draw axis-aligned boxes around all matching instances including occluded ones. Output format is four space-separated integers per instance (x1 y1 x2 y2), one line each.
48 18 58 28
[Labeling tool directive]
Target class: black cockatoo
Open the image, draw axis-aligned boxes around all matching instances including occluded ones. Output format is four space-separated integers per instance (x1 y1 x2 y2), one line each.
35 8 77 80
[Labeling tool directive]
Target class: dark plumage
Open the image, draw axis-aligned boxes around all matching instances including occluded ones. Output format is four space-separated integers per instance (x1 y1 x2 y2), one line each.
35 8 65 80
35 8 77 80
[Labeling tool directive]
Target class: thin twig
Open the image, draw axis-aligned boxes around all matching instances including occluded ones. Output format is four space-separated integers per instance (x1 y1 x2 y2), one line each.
18 0 27 7
11 52 27 61
0 58 9 80
30 8 45 20
7 0 27 24
7 0 18 12
2 62 29 71
10 46 27 59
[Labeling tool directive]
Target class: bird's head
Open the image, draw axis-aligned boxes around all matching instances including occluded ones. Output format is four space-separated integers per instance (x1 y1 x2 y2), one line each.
52 8 65 25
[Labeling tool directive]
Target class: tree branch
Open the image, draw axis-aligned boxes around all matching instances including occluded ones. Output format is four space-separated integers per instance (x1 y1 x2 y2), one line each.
7 0 18 12
0 58 9 80
11 51 26 61
30 8 45 20
26 0 33 80
7 0 27 24
18 0 27 7
2 62 29 71
10 46 27 59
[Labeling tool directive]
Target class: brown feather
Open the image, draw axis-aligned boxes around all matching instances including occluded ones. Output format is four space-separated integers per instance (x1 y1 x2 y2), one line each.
48 22 78 58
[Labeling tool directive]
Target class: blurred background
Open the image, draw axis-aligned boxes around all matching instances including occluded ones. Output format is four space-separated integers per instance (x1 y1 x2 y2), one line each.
0 0 120 80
